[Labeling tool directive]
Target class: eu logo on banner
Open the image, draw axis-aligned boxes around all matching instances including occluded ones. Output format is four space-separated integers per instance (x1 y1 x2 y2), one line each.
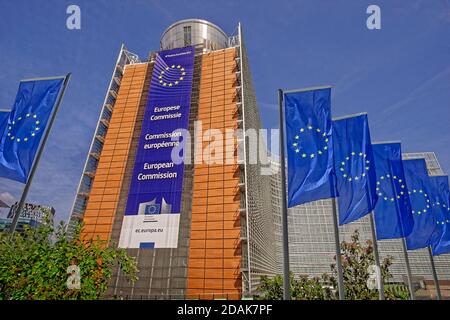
0 78 64 183
404 159 438 250
372 142 414 240
429 175 450 256
284 87 335 208
332 113 378 225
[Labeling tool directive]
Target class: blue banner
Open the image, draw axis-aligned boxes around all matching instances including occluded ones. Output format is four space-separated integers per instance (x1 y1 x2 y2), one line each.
404 159 438 250
120 47 195 248
333 113 378 225
284 88 335 207
429 176 450 256
372 142 414 239
0 78 64 183
0 111 10 137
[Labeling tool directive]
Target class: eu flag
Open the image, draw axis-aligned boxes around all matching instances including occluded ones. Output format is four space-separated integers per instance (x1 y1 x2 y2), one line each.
0 78 64 183
404 159 437 250
429 176 450 256
284 87 335 207
372 142 414 239
0 110 10 138
332 113 377 225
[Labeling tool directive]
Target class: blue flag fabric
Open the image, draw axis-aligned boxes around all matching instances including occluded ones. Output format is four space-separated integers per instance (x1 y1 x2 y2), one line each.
372 142 414 239
284 88 335 208
404 159 438 250
0 111 10 138
332 113 378 225
0 78 64 183
429 176 450 256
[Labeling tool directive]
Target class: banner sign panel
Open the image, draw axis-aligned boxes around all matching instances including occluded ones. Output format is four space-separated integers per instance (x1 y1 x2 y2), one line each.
119 46 195 248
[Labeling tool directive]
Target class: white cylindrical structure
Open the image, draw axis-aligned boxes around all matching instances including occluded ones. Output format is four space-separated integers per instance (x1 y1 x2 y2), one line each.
160 19 228 52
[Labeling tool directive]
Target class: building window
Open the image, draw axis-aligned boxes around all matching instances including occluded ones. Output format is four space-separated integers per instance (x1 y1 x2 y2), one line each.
183 26 191 46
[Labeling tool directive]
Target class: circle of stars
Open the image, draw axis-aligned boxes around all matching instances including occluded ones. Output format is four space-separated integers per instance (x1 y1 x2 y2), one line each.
6 113 41 143
158 64 186 87
432 200 450 225
338 151 370 182
292 126 329 159
407 188 431 216
376 174 408 203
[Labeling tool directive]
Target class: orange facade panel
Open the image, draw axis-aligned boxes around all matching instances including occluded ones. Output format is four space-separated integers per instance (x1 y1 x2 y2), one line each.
187 48 242 298
81 63 149 242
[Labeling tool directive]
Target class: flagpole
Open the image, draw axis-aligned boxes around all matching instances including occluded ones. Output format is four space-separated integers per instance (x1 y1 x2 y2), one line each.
278 89 291 300
401 238 416 300
368 212 385 299
331 198 345 300
9 73 71 237
427 246 442 300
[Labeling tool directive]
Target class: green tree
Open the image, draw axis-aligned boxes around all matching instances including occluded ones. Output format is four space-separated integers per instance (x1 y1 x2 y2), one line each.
326 230 408 300
257 273 332 300
257 230 409 300
0 220 138 300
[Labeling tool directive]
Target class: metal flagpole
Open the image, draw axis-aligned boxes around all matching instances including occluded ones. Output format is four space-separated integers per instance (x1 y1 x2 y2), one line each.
331 197 345 300
401 238 416 300
427 246 442 300
368 212 385 299
9 73 71 238
278 89 291 300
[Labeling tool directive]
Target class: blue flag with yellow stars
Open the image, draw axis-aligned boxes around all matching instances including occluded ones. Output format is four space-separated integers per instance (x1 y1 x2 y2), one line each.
429 176 450 256
0 78 64 183
332 113 378 225
372 142 414 240
404 159 438 250
284 87 335 208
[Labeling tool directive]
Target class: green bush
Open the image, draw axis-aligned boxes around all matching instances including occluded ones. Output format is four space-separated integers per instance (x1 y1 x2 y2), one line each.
257 230 409 300
0 221 137 300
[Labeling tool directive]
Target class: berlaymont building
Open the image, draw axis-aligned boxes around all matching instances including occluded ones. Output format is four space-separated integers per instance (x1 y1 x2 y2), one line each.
67 19 277 299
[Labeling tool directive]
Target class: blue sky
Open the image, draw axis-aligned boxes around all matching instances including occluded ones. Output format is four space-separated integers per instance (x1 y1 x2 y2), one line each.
0 0 449 224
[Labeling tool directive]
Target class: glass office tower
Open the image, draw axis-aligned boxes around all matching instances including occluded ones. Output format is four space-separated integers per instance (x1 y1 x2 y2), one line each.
67 19 276 299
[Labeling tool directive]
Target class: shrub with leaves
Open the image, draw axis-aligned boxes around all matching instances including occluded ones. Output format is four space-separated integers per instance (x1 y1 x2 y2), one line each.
0 221 137 300
258 230 409 300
